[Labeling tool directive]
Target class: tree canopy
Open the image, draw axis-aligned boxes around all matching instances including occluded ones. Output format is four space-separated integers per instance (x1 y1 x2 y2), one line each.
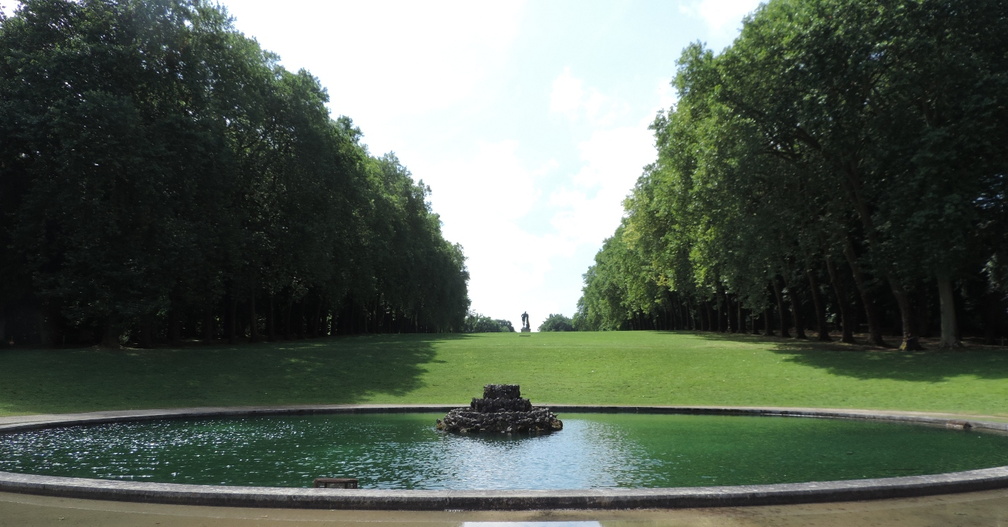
577 0 1008 346
463 313 515 333
538 314 575 332
0 0 470 347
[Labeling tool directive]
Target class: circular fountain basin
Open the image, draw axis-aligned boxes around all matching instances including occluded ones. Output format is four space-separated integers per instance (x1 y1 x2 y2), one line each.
1 405 1007 510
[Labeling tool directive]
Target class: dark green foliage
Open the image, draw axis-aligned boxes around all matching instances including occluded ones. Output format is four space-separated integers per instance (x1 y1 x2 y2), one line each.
463 313 514 333
0 0 469 346
538 313 575 332
577 0 1008 345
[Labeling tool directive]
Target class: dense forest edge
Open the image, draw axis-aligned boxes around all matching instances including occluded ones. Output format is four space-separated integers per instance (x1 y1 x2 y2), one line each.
575 0 1008 348
0 0 470 347
3 0 1007 349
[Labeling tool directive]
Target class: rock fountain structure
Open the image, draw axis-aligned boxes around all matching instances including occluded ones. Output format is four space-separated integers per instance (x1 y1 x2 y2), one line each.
436 384 563 434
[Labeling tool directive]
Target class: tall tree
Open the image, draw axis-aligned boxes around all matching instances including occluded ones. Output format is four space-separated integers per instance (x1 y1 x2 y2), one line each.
0 0 470 346
580 0 1008 345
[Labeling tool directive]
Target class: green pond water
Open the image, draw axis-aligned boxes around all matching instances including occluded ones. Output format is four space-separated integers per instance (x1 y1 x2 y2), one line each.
1 413 1006 490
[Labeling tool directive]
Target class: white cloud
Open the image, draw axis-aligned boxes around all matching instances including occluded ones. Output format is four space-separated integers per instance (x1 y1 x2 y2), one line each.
225 0 526 155
656 78 678 114
425 140 544 228
549 67 631 127
679 0 762 43
549 67 585 120
331 1 523 113
416 140 562 321
215 0 759 324
572 126 652 191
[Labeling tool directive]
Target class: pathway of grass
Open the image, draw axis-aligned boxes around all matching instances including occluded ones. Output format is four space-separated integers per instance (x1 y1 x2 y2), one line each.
1 331 1005 417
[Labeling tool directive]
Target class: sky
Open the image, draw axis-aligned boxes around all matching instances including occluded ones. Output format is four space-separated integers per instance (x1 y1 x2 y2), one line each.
213 0 764 330
0 0 766 329
3 0 764 330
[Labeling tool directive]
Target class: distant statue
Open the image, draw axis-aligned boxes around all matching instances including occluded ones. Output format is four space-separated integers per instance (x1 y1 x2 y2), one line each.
521 311 529 330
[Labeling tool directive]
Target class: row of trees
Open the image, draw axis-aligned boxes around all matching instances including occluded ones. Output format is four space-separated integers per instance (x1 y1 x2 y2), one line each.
463 313 515 333
539 314 575 332
460 312 576 332
577 0 1008 347
0 0 470 347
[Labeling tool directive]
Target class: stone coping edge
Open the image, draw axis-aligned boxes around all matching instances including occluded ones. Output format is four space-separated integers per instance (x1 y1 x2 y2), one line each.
1 405 1007 511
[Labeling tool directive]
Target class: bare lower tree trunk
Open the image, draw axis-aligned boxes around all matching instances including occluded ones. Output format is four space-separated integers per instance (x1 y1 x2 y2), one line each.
788 285 807 340
723 290 732 333
716 288 725 332
737 301 745 333
772 276 791 338
38 306 57 347
889 278 923 351
843 240 885 346
138 316 153 348
310 296 323 337
203 311 214 342
249 294 258 342
267 295 276 340
167 308 180 344
100 318 122 348
937 275 960 349
226 293 238 344
689 296 697 330
825 256 856 343
806 268 831 341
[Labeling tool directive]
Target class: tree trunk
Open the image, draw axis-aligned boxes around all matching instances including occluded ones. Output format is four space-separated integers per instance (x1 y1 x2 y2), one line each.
763 308 773 336
772 277 791 338
723 290 732 333
937 275 960 349
249 294 259 342
281 300 292 339
100 318 122 348
226 292 238 344
686 298 695 330
203 311 214 342
266 295 275 340
738 301 745 333
167 309 181 344
889 278 923 351
138 316 153 348
40 306 58 347
716 288 725 332
310 296 323 337
788 284 807 339
806 268 831 341
825 256 856 343
843 239 885 346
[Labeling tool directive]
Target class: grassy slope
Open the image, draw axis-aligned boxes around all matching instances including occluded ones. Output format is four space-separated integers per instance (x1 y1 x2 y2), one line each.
1 331 1005 417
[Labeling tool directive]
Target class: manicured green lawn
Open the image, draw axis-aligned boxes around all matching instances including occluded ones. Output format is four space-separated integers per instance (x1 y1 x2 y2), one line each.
1 331 1005 418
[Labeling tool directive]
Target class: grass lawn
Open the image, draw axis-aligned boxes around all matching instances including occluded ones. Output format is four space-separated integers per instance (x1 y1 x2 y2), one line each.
0 331 1006 418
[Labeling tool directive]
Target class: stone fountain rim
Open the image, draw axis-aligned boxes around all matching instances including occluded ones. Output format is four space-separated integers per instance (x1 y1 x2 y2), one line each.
1 404 1007 511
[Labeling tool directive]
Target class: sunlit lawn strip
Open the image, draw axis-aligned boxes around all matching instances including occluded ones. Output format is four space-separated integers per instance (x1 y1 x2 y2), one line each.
0 331 1005 417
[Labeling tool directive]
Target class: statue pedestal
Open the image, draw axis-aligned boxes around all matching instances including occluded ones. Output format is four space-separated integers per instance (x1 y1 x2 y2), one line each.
520 327 530 333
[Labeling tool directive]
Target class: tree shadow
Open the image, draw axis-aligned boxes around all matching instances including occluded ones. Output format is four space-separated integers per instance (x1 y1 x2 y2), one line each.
0 334 474 414
693 332 1008 382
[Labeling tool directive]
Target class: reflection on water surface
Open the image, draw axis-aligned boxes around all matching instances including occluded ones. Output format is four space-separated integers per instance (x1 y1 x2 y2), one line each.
1 413 1006 489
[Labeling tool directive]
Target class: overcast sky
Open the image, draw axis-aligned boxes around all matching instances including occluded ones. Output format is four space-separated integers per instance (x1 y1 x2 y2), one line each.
214 0 764 330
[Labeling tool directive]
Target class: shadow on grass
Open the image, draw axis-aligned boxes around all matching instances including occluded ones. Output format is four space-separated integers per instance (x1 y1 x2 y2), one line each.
693 331 1008 382
0 334 473 415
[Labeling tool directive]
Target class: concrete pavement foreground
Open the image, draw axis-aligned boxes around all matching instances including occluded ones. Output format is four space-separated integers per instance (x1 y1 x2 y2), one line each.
2 405 1008 525
3 488 1008 526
